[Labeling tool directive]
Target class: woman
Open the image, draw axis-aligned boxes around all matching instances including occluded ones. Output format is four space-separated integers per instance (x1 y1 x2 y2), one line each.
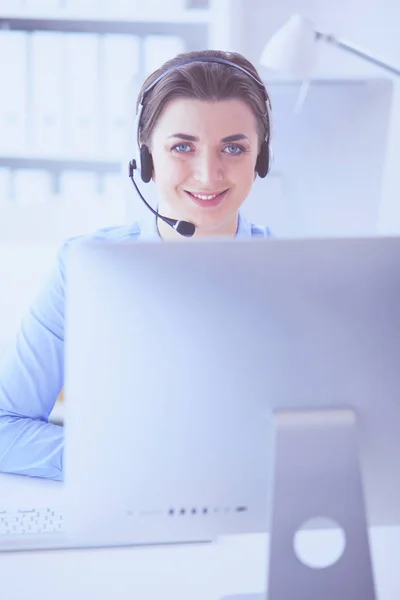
0 49 273 481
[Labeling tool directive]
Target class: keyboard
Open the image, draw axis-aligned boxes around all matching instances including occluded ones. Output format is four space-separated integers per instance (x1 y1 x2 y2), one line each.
0 508 64 537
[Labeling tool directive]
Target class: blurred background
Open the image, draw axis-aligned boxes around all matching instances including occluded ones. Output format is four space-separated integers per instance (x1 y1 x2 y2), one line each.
0 0 399 390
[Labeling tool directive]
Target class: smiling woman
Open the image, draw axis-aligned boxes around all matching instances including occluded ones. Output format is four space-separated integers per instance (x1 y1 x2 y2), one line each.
0 49 274 481
131 49 273 240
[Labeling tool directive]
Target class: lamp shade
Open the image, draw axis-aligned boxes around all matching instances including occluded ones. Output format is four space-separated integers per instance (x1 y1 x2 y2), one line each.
260 14 318 79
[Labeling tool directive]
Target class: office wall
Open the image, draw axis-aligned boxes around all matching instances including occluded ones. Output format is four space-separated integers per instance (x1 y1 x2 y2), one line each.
230 0 400 234
241 79 392 237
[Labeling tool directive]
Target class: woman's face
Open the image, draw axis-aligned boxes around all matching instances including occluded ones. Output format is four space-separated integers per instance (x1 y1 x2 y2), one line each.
149 97 260 238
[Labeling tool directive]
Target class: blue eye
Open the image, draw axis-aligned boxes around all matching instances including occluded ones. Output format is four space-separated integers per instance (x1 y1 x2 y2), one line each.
173 143 192 153
224 144 244 155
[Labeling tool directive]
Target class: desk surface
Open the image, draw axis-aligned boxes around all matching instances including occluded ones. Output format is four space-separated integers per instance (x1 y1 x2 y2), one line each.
0 474 399 600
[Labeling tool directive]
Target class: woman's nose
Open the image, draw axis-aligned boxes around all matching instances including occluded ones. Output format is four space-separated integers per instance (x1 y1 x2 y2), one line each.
192 150 223 184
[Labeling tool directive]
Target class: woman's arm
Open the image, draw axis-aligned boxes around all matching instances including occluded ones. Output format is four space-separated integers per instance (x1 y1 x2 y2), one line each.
0 242 69 481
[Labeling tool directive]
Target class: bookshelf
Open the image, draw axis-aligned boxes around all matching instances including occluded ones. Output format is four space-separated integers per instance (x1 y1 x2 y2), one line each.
0 8 212 178
0 0 241 185
0 13 210 40
0 153 120 174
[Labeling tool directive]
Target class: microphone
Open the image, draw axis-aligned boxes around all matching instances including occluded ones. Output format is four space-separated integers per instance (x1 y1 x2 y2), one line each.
128 160 196 238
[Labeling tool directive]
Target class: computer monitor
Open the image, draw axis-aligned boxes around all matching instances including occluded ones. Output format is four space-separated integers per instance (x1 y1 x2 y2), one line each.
64 235 400 599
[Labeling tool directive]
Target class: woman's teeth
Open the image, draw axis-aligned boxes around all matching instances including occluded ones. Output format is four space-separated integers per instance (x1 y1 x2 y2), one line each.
189 192 222 200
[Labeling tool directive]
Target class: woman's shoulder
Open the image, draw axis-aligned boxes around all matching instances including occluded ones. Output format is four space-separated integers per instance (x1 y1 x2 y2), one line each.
54 222 144 278
67 221 143 246
61 221 143 251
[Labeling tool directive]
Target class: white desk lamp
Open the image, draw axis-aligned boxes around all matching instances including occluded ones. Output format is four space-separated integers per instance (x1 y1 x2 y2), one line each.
260 14 400 112
260 14 400 78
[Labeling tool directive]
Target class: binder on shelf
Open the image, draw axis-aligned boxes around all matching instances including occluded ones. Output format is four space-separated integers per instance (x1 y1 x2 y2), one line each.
0 0 23 15
0 31 28 155
58 0 99 18
102 34 140 157
58 171 99 236
19 0 60 16
13 169 53 207
143 34 185 75
100 172 126 226
140 0 187 15
59 171 98 203
64 33 100 156
31 32 66 155
0 168 11 207
99 0 139 19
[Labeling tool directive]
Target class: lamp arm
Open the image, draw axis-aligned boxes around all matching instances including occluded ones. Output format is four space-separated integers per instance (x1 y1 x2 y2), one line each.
315 31 400 77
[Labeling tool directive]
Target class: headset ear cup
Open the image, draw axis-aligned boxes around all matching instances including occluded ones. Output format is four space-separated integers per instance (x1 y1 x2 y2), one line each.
140 145 154 183
255 140 270 178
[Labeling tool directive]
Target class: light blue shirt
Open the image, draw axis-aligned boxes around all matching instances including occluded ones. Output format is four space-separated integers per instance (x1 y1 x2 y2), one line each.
0 213 272 481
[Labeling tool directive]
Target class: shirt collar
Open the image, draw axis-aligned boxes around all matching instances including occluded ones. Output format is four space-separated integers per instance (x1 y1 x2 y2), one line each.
137 211 252 242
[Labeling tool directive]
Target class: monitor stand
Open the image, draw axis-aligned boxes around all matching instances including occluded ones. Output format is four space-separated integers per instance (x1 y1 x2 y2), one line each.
221 408 376 600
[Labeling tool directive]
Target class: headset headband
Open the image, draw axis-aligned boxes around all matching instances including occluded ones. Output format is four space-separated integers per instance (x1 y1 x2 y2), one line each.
139 56 270 107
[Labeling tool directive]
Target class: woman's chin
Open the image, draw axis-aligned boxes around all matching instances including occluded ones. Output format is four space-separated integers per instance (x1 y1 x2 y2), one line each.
188 209 240 235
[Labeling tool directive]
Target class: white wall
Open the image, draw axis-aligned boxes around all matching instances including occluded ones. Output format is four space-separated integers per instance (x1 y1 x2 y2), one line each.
230 0 400 234
241 78 392 237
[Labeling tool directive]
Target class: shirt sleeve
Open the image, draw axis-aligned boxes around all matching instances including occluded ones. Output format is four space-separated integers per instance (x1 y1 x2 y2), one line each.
0 240 71 481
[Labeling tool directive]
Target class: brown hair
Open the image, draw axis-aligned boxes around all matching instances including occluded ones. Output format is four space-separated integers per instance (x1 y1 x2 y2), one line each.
136 49 271 152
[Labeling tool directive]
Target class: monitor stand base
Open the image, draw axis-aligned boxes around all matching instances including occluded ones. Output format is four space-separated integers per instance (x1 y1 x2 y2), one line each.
221 408 376 600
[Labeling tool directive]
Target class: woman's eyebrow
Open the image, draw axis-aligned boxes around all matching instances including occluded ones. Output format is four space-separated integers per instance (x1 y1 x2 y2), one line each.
221 134 249 143
168 133 198 141
167 133 249 142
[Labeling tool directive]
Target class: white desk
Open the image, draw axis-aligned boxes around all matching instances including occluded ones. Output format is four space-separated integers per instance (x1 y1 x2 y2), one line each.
0 474 399 600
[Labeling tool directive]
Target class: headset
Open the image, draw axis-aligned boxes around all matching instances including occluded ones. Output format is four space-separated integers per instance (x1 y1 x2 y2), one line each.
129 56 272 238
